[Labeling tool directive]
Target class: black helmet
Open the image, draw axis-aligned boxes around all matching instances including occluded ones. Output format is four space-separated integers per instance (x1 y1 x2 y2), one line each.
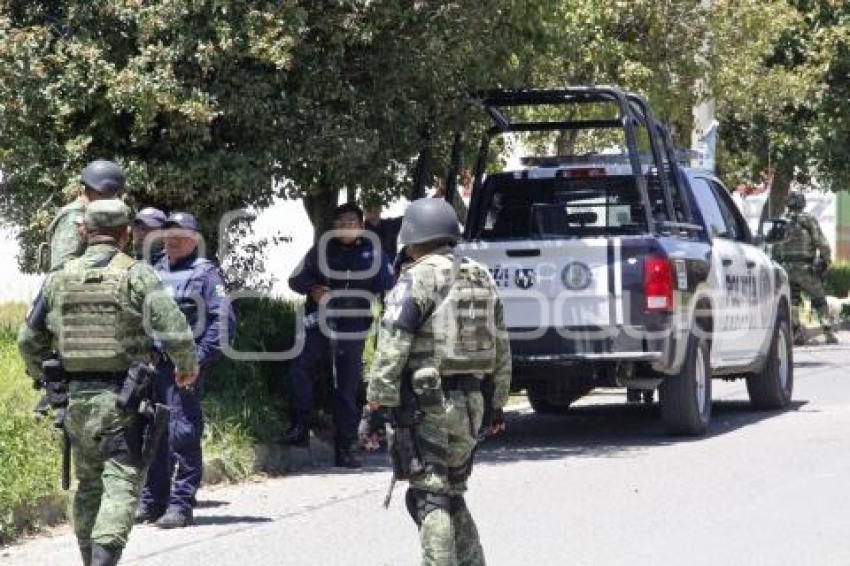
80 160 126 195
398 198 461 248
786 191 806 211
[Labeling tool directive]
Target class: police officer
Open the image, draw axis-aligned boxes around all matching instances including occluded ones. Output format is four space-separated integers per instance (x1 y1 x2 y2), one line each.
131 207 167 264
279 203 394 468
18 199 198 566
772 190 838 345
363 198 403 264
366 198 512 565
45 160 126 271
136 211 233 528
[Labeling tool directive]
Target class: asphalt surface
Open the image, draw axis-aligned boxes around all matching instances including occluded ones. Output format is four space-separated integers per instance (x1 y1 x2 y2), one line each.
4 334 850 566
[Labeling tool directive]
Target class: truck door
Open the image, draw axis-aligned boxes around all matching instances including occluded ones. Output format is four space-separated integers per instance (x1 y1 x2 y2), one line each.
708 179 772 358
690 177 754 366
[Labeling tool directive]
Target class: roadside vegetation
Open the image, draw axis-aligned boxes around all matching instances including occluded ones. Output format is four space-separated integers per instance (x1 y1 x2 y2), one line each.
0 303 64 543
0 298 300 543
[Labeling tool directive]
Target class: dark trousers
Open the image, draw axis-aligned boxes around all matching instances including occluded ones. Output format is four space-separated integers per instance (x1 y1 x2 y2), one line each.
290 328 365 445
140 360 207 513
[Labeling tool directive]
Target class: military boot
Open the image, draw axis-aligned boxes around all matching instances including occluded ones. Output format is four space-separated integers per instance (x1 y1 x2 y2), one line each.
91 544 122 566
276 418 309 448
335 441 362 469
825 329 839 345
134 505 165 524
78 540 92 566
155 507 194 529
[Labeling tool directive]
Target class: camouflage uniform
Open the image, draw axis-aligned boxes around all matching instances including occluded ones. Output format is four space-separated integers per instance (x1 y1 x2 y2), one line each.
18 200 197 564
367 247 512 566
46 196 88 271
771 210 835 342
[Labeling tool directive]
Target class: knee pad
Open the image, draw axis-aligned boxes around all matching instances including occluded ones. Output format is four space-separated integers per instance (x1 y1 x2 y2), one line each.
405 488 450 528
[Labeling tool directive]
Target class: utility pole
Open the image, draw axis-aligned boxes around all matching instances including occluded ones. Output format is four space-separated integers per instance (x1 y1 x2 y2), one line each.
692 0 717 172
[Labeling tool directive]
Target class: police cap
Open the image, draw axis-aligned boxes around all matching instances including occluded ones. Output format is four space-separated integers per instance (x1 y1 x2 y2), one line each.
163 211 200 232
133 207 167 229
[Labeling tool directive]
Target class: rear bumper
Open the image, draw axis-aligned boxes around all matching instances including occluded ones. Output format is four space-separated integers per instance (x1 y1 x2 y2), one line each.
514 351 662 363
508 326 672 368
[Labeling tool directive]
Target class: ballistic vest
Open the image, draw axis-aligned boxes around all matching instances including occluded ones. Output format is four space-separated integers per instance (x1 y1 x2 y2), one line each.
777 212 815 262
407 253 498 377
157 257 212 337
48 251 150 373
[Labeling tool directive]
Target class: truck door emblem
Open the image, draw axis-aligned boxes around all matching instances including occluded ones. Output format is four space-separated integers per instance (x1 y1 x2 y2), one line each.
562 262 592 290
514 268 536 289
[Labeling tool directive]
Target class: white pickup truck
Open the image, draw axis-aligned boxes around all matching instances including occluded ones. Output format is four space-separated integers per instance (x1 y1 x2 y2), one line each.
453 88 792 435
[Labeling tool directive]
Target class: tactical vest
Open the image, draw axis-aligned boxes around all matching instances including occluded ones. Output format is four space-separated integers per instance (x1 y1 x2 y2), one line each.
48 252 151 373
777 213 814 262
407 254 498 377
157 258 212 337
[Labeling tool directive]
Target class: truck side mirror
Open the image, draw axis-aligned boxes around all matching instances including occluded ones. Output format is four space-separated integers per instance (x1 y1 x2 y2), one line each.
761 218 788 244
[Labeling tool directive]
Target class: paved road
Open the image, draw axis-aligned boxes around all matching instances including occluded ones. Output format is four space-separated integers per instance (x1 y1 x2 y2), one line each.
4 336 850 566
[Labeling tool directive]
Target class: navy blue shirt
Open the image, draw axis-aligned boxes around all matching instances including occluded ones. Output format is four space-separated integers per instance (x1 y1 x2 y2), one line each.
289 237 394 332
364 216 403 263
155 250 235 366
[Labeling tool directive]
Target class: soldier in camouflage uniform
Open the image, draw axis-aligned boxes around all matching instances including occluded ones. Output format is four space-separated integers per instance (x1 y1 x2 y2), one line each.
366 198 512 566
18 200 198 566
45 160 126 271
771 190 838 345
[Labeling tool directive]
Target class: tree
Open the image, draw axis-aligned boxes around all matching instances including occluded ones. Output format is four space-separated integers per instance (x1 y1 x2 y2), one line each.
713 0 850 213
0 1 301 269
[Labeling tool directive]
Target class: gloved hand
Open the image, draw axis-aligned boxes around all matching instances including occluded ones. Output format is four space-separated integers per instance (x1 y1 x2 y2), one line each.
358 405 389 451
486 408 506 437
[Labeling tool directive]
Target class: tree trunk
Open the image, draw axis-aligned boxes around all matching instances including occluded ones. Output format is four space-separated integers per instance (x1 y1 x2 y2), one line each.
303 177 340 242
769 161 794 217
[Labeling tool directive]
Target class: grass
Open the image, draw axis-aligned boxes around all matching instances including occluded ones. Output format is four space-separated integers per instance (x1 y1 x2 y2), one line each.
0 303 66 543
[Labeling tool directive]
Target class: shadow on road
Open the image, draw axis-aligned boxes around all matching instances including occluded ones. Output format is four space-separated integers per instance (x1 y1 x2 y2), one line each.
295 398 809 475
476 399 808 467
193 515 273 527
195 499 229 509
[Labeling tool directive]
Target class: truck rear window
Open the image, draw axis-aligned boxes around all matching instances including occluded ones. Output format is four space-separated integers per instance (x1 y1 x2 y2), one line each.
474 175 652 240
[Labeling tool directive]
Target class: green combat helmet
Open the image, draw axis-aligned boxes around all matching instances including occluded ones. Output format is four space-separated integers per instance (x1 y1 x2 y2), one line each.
397 198 461 248
786 191 806 212
81 160 126 196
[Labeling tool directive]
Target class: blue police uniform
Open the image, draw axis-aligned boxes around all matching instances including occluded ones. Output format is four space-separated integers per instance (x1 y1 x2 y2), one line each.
139 247 233 520
365 216 403 264
287 237 393 455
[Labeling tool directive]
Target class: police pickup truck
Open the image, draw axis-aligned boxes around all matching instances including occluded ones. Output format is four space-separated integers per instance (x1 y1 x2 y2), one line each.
450 88 792 435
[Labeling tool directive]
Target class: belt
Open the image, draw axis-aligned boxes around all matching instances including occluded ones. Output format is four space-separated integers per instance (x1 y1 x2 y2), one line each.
441 375 481 393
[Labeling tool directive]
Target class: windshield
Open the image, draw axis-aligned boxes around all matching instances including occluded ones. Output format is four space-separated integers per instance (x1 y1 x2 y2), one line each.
472 175 650 240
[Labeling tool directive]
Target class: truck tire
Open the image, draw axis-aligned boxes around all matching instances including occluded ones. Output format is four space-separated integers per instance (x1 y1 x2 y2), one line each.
660 333 711 435
746 318 793 409
527 386 581 415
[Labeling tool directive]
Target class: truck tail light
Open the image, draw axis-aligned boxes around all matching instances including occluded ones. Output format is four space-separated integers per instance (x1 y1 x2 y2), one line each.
644 255 674 313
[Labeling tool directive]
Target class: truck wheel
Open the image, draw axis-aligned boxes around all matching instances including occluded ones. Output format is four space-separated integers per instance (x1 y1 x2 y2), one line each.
746 318 793 409
660 334 712 435
527 387 575 415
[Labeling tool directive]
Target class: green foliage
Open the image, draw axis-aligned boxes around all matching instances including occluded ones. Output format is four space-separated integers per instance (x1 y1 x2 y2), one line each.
825 262 850 299
203 297 296 444
0 1 302 268
715 1 850 196
0 307 65 543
